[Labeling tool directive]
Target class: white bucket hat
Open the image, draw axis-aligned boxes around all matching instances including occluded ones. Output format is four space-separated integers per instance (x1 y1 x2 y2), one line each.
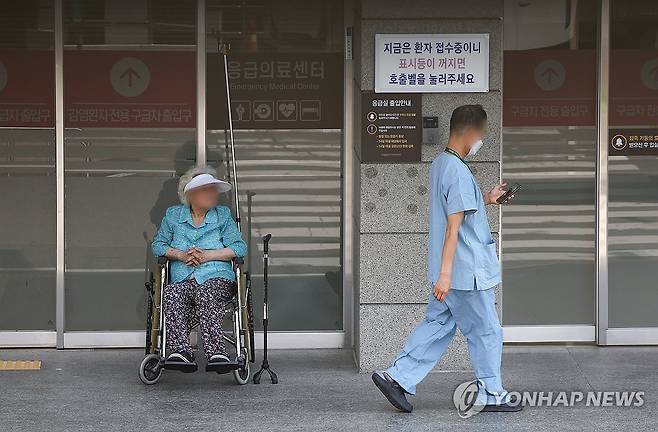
183 173 232 194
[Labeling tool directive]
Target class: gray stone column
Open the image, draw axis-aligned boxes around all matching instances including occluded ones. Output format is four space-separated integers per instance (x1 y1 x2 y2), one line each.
353 0 504 372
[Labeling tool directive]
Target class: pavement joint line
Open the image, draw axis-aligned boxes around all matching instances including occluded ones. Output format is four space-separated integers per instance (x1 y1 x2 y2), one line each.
565 346 595 392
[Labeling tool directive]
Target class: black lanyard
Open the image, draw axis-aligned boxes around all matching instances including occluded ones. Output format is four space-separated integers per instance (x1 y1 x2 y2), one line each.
444 147 472 173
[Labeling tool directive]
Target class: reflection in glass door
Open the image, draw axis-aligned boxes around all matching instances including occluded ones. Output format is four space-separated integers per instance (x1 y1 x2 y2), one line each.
207 129 343 331
502 0 598 339
604 0 658 343
62 0 196 339
0 2 57 340
206 0 345 331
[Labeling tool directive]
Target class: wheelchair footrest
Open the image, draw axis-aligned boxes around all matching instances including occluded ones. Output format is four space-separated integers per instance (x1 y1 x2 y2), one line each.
163 360 198 373
205 360 241 374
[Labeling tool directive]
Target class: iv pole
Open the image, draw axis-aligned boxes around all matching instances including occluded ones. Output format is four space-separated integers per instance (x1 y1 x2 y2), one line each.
218 38 277 384
218 40 241 230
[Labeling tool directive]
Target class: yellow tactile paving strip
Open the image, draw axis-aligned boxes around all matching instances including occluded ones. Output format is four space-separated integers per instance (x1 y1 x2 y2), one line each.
0 360 41 370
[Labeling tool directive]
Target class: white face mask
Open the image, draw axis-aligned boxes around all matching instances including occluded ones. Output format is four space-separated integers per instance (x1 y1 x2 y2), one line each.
467 139 483 157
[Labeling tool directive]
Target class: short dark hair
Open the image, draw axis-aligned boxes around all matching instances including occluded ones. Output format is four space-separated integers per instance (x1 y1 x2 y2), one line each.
449 104 487 134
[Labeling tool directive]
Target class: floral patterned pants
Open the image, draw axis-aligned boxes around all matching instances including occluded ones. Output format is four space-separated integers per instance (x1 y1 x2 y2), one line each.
163 277 237 357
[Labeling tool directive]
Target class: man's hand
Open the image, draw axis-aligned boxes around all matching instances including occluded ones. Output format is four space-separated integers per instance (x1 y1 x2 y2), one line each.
485 182 508 205
433 274 451 302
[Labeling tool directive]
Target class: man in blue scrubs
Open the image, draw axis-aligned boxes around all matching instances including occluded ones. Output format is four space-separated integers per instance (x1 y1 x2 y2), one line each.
372 105 522 413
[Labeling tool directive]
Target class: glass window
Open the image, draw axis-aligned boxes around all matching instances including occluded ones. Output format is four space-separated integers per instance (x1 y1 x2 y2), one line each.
502 0 597 326
64 0 195 46
63 0 196 331
206 0 344 330
0 2 56 330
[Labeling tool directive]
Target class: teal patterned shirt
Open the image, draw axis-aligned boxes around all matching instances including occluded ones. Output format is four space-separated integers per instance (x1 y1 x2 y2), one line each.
152 205 247 284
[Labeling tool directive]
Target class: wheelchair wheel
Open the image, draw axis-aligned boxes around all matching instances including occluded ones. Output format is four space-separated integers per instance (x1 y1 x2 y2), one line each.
233 348 250 385
139 353 163 385
233 362 250 385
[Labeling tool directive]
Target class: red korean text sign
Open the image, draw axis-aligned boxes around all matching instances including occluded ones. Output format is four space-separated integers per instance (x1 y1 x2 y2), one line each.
64 51 196 128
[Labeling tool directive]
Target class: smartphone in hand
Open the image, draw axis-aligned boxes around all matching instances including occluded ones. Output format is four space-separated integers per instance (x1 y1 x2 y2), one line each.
496 183 522 204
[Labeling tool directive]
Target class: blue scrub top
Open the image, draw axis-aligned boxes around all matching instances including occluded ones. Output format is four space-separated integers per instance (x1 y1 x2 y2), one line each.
427 151 501 290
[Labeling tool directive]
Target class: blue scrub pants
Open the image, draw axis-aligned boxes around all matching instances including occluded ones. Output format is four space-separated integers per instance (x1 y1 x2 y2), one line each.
385 287 504 400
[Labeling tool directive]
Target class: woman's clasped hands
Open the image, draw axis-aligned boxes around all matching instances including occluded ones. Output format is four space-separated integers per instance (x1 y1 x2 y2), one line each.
172 247 211 267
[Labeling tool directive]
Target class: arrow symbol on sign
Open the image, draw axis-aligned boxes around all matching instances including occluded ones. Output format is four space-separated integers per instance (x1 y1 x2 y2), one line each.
120 67 141 87
541 67 559 84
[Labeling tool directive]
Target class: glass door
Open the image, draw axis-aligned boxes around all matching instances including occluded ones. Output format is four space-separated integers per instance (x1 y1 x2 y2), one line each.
501 0 598 340
62 0 196 342
604 0 658 343
205 0 345 331
0 1 57 342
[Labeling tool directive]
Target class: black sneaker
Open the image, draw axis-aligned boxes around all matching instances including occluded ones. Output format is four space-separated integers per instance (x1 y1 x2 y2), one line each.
165 351 197 372
208 353 230 363
205 353 235 373
481 393 524 412
167 350 195 363
372 371 413 413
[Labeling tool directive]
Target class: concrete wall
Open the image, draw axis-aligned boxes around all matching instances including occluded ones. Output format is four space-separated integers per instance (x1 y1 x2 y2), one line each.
354 0 504 372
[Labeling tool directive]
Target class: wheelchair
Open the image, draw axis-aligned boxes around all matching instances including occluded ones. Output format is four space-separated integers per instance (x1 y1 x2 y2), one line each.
139 255 255 385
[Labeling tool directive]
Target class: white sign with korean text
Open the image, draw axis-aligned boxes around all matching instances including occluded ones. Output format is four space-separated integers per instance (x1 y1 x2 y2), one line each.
374 33 490 93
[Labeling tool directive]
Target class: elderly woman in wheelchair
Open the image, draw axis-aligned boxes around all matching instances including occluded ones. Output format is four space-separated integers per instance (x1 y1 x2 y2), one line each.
151 168 247 372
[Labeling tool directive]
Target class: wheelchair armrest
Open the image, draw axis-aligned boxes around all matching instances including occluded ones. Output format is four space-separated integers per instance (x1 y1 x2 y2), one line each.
157 256 169 265
232 257 244 271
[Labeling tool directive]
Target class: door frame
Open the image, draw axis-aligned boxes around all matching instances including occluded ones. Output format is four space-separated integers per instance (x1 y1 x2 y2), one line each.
595 0 610 345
